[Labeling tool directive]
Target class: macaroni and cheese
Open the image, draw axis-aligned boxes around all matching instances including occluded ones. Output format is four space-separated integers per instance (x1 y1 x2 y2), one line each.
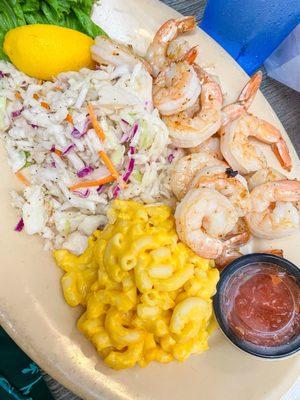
53 200 219 370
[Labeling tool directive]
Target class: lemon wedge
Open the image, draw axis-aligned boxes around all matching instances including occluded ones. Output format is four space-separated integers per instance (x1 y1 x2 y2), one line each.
4 24 95 80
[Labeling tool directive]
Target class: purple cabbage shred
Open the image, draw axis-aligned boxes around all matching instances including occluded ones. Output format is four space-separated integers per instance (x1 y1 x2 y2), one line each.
77 166 94 178
112 185 121 198
62 143 76 156
167 153 175 163
14 218 24 232
11 108 24 118
97 185 105 194
71 125 88 139
73 189 90 198
123 158 135 183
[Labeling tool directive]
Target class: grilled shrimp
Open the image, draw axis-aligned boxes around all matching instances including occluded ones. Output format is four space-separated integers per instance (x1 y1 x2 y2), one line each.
163 65 223 147
187 71 263 156
175 188 239 259
215 219 284 270
188 135 223 160
170 151 227 200
247 167 286 191
220 112 292 174
215 218 251 269
146 16 196 77
190 165 250 217
153 46 201 116
246 179 300 239
166 38 191 62
91 36 151 73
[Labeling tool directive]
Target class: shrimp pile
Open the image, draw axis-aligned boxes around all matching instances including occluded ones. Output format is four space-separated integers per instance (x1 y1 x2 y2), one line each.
92 17 298 268
173 151 299 264
142 17 298 267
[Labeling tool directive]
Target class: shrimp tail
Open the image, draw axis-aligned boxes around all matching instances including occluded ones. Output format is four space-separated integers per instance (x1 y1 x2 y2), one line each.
150 17 195 48
215 249 243 270
176 16 196 33
215 218 250 269
254 119 292 172
221 71 262 127
263 249 284 257
238 70 262 109
272 138 292 172
223 218 251 248
181 45 200 65
216 248 284 270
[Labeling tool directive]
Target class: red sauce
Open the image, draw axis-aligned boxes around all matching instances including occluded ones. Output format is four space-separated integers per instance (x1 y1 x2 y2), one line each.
222 263 300 347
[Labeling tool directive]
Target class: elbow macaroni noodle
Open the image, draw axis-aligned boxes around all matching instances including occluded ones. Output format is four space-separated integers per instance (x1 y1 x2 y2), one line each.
53 200 219 370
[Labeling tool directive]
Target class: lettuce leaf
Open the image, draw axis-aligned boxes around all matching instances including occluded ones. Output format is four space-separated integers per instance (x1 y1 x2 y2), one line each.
0 0 106 60
73 5 103 39
19 0 40 13
0 0 22 59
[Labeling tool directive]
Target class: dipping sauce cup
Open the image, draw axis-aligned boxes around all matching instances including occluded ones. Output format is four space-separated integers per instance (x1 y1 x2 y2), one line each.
213 253 300 359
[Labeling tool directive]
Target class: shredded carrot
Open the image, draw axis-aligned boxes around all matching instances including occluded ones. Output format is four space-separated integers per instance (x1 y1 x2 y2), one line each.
15 92 22 100
99 151 119 179
65 113 73 124
87 103 106 141
37 80 43 85
41 101 50 110
87 104 119 178
54 86 62 91
54 149 62 157
69 175 115 191
15 171 29 186
33 93 40 100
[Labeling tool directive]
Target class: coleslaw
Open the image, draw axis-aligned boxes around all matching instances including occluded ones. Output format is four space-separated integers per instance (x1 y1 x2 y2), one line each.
0 60 182 254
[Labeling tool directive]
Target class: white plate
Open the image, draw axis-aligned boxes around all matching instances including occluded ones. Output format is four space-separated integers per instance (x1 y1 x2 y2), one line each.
0 1 299 399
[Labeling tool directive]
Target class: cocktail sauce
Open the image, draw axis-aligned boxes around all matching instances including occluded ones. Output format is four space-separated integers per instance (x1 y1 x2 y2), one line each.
221 263 300 347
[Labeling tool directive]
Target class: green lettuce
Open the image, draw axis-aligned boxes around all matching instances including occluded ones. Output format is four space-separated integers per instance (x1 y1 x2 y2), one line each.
0 0 106 60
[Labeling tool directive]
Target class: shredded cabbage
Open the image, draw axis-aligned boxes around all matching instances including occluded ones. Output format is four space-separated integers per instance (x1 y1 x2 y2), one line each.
0 97 8 130
0 60 180 253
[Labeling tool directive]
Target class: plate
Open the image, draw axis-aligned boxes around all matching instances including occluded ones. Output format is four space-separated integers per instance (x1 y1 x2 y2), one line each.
0 0 299 399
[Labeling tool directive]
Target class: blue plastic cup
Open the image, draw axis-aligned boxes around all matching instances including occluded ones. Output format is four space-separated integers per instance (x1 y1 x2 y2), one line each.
201 0 300 75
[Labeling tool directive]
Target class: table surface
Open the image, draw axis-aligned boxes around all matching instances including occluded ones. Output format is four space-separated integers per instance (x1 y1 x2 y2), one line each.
45 1 300 399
